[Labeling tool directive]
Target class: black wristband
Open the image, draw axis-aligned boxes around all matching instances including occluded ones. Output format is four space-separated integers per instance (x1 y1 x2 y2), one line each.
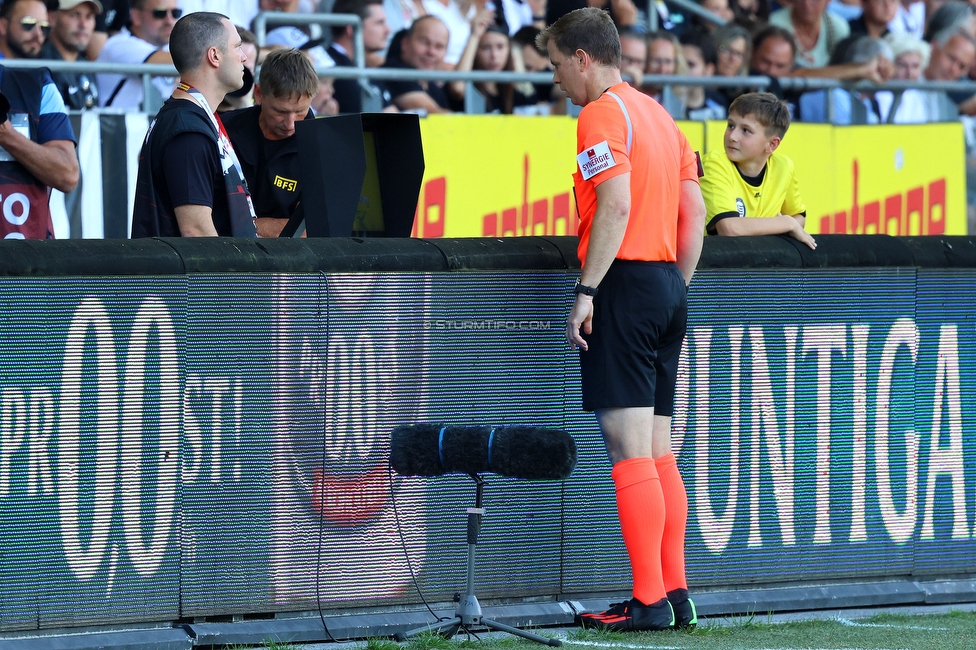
574 282 598 297
532 14 546 19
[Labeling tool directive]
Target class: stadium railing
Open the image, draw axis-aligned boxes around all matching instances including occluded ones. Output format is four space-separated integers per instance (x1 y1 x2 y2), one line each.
3 55 976 122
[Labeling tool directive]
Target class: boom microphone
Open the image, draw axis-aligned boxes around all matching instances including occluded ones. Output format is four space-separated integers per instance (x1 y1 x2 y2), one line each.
390 424 577 480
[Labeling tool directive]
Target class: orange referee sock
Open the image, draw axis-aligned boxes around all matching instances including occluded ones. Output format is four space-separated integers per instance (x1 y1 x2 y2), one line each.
611 457 666 606
655 453 688 593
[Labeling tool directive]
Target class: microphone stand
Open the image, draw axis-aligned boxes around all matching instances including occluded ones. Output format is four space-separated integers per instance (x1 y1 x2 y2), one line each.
395 473 562 647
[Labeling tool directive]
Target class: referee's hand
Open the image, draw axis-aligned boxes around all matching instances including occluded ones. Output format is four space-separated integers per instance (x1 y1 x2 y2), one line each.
567 295 594 351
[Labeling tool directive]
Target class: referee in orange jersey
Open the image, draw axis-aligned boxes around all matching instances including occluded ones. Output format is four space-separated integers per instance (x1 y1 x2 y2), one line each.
538 7 706 632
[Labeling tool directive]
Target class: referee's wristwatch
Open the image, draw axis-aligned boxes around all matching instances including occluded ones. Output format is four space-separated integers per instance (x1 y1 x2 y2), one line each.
574 282 598 297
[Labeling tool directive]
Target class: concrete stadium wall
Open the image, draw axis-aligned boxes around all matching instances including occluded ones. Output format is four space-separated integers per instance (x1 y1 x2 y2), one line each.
0 235 973 639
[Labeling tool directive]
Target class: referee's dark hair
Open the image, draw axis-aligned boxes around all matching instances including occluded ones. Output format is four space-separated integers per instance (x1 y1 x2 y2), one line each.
258 48 318 99
170 11 229 74
331 0 382 38
536 6 621 68
729 91 791 138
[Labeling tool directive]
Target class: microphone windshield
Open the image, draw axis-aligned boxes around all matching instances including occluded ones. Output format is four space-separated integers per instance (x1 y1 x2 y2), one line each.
390 424 576 480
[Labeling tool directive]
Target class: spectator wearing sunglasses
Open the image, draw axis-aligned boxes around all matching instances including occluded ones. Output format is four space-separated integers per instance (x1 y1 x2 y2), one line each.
40 0 102 109
96 0 180 109
0 0 50 59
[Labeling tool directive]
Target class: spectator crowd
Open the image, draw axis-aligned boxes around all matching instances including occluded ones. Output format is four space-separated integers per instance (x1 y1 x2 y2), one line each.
0 0 971 240
0 0 969 121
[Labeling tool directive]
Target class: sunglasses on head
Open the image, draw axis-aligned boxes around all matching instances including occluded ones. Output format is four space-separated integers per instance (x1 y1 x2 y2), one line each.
151 8 183 19
18 17 50 35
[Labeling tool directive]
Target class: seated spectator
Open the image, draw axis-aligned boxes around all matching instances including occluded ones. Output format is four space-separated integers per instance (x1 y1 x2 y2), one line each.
644 30 685 116
925 28 976 115
751 24 891 82
876 31 938 122
701 92 815 249
849 0 897 37
768 0 851 68
618 27 646 89
96 0 178 109
713 22 750 105
40 0 101 109
0 0 50 59
382 17 453 112
923 1 974 42
799 35 893 123
464 25 538 113
217 26 258 111
926 29 975 82
888 0 924 40
512 25 564 110
329 0 391 112
679 29 727 119
715 22 750 76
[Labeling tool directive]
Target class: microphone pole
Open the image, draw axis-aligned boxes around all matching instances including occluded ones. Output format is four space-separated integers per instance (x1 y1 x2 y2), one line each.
393 466 564 647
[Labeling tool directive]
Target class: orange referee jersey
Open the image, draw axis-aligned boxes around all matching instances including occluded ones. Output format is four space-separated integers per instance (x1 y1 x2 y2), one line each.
574 82 700 266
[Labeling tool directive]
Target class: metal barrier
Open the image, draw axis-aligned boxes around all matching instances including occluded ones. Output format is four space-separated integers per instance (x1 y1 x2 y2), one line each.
2 55 976 121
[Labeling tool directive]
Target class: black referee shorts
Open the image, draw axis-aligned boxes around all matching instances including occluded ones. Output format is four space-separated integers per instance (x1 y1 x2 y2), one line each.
579 259 687 415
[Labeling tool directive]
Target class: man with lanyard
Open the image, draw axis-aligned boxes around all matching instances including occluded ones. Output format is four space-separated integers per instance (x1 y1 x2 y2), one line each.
537 7 706 632
131 11 255 237
0 64 79 239
221 48 316 238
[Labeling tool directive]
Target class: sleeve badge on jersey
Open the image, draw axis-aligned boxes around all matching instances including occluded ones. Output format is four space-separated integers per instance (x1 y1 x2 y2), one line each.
735 197 746 217
576 140 616 181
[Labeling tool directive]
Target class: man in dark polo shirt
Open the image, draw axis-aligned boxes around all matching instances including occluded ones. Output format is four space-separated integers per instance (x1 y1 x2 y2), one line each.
222 47 317 237
381 16 452 113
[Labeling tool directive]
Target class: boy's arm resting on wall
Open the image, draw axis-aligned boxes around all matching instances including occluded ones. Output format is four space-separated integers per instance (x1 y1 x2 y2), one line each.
713 214 817 250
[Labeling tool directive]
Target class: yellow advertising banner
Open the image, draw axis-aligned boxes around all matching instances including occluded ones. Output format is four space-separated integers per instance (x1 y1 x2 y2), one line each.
414 117 965 237
412 116 705 238
826 124 963 235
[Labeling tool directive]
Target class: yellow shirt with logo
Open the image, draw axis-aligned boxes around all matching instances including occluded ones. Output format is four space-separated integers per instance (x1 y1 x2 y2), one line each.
701 149 806 235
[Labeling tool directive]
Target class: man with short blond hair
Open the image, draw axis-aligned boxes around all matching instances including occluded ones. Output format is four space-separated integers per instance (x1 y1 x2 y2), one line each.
223 48 318 236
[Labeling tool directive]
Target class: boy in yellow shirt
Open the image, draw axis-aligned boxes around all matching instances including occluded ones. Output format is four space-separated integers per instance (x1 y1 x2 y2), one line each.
701 92 816 250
